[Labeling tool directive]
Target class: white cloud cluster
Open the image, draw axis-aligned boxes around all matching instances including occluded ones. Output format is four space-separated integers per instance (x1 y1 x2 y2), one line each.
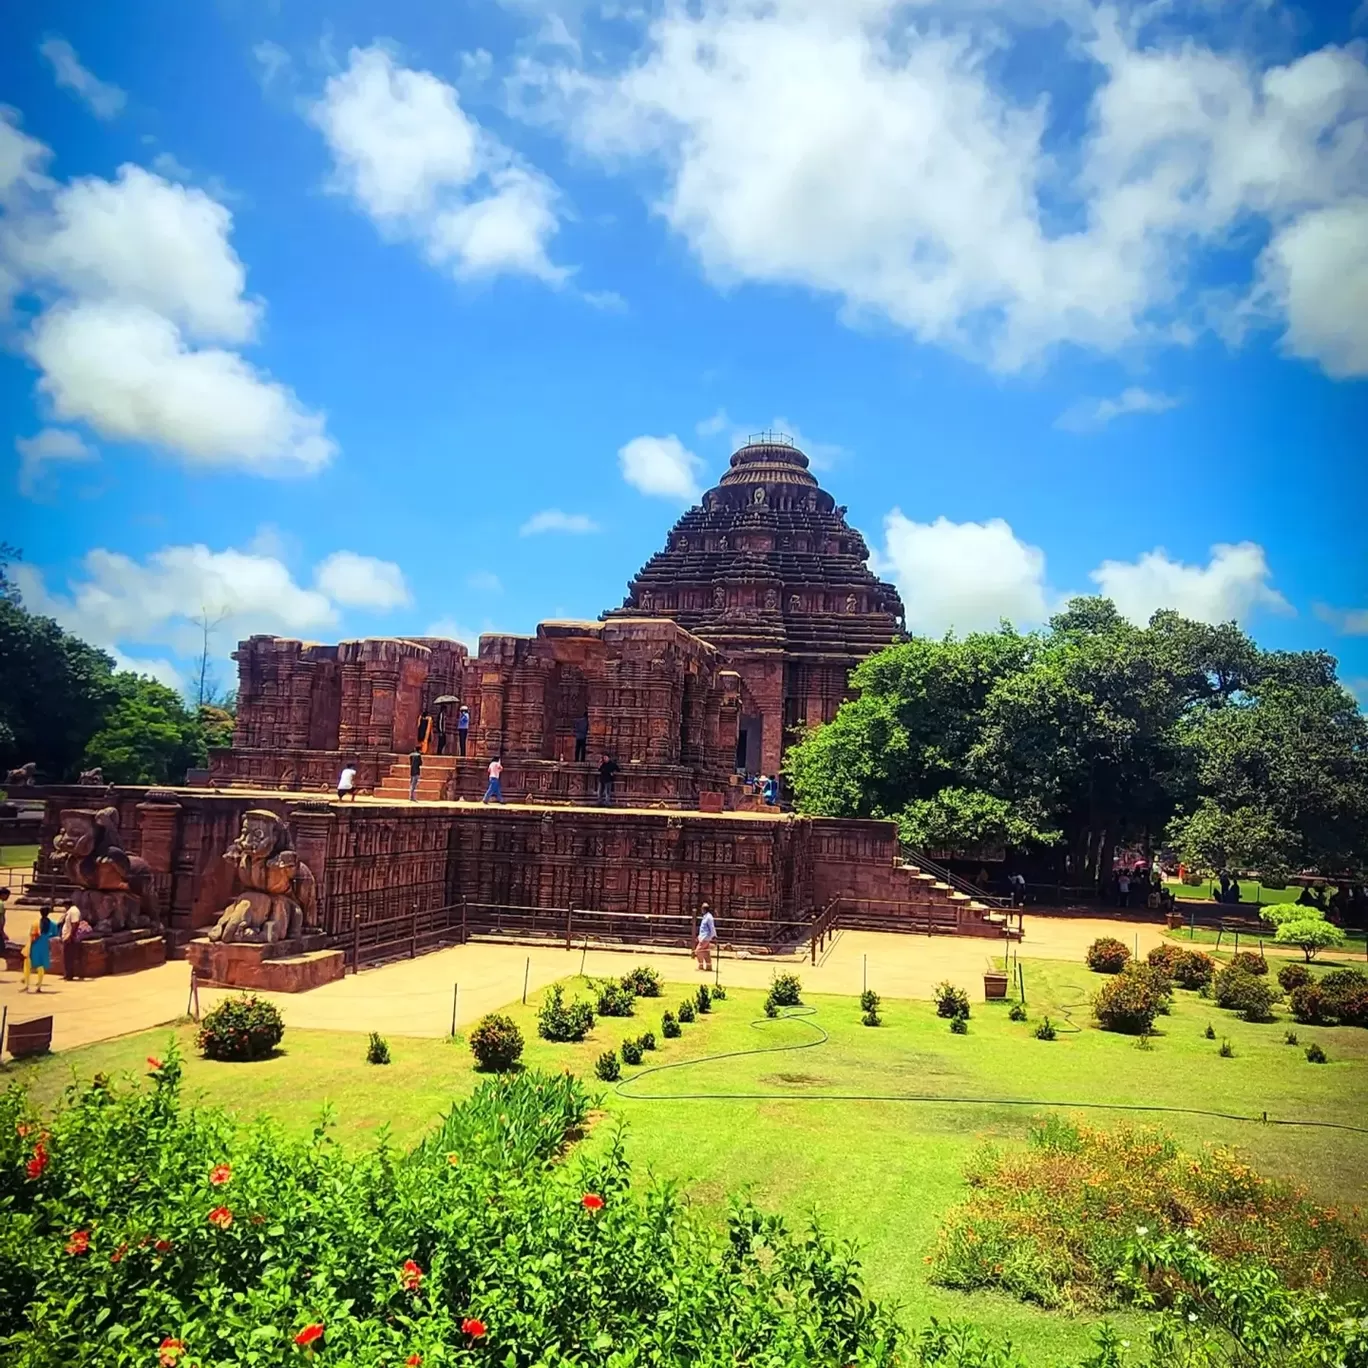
0 115 336 485
1314 603 1368 636
311 45 565 283
15 426 97 497
519 509 600 534
13 543 411 683
38 37 126 120
1056 387 1180 433
519 2 1368 376
877 514 1292 636
618 434 705 500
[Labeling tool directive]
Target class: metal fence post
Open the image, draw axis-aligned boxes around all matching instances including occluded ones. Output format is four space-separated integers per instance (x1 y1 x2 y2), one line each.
460 895 468 945
564 901 574 951
352 911 361 972
410 903 418 959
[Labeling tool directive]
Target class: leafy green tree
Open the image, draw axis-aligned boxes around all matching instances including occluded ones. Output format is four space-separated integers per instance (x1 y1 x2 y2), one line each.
1167 799 1300 879
82 674 207 785
1273 918 1345 961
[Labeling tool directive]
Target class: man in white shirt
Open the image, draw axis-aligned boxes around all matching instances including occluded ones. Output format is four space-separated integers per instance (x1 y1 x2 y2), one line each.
482 757 504 804
337 764 358 802
695 902 717 971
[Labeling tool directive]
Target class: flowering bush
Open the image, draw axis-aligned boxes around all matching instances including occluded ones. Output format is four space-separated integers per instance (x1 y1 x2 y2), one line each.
1093 973 1162 1034
1085 937 1131 974
1293 968 1368 1027
1119 961 1173 1015
1276 962 1313 992
468 1013 524 1072
0 1051 901 1368
537 984 595 1042
933 982 971 1019
1146 944 1183 976
620 965 663 997
1212 967 1277 1022
1170 949 1215 990
1228 950 1267 976
637 1031 656 1051
195 993 284 1061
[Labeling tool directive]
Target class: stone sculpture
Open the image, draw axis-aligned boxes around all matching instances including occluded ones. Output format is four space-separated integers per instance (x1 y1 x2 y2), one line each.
53 807 161 934
5 762 36 787
846 594 858 612
79 768 104 785
207 809 317 944
764 589 778 610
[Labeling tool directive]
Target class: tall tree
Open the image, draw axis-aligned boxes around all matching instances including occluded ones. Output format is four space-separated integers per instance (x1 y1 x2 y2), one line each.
82 675 207 786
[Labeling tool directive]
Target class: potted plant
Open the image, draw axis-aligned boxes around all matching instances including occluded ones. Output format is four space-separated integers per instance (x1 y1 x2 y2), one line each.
983 965 1009 999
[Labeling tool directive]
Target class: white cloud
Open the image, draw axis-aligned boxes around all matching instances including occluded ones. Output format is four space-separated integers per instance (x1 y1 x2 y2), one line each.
879 512 1050 635
1257 199 1368 378
696 408 730 438
466 570 503 592
252 41 292 91
1314 602 1368 636
618 434 705 501
313 551 411 609
38 37 126 120
1090 542 1292 626
518 5 1368 375
110 651 184 690
310 44 566 283
0 109 51 202
519 508 601 535
1056 387 1181 433
15 426 97 497
425 617 481 650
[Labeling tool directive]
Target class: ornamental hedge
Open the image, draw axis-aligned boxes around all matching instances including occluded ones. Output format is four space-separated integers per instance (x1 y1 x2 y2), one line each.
195 993 284 1062
1085 937 1131 974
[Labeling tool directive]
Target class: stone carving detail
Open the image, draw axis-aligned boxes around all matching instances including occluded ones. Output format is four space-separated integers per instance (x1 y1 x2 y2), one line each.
713 586 727 609
846 594 858 612
6 762 36 786
207 809 318 944
79 767 104 785
753 486 766 505
640 591 653 610
789 594 801 613
717 534 728 551
764 589 778 610
53 807 162 934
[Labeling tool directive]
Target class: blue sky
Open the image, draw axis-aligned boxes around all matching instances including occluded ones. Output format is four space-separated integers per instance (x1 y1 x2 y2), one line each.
2 0 1365 703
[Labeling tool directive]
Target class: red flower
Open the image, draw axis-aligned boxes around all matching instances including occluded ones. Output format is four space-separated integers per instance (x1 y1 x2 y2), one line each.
209 1163 232 1186
461 1318 487 1338
147 1057 163 1071
294 1324 324 1348
16 1122 30 1138
581 1193 605 1211
154 1239 173 1253
25 1143 49 1181
65 1230 91 1256
406 1357 422 1367
208 1206 233 1229
400 1258 423 1291
110 1243 128 1264
158 1338 186 1367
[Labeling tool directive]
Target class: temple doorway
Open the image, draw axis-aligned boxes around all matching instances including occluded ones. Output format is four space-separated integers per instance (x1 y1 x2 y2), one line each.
736 714 763 773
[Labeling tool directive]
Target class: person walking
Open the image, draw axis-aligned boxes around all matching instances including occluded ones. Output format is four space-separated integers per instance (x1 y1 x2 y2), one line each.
573 713 589 763
60 902 83 981
23 906 56 993
597 754 619 806
695 902 717 972
408 747 423 802
1117 870 1131 909
482 756 504 803
457 705 471 757
337 763 358 802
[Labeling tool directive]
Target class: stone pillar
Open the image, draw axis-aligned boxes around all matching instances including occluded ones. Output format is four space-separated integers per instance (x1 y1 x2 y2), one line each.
137 790 183 930
285 658 315 749
367 668 399 751
338 660 366 752
288 803 335 933
477 669 507 757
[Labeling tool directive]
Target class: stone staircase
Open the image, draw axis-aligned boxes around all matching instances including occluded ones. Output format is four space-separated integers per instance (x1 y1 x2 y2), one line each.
375 756 458 801
831 853 1019 939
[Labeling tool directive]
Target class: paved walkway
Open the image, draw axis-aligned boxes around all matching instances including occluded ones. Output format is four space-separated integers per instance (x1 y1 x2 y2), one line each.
0 914 1165 1058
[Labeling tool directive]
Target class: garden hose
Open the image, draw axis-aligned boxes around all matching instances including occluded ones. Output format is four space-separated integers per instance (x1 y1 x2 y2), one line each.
612 1005 1368 1136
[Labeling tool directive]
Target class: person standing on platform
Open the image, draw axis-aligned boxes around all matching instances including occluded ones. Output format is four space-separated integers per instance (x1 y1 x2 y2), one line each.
61 902 83 980
695 902 717 972
457 705 471 756
408 747 423 801
483 756 504 803
23 906 55 992
436 709 447 755
337 763 357 802
597 754 619 806
573 713 589 763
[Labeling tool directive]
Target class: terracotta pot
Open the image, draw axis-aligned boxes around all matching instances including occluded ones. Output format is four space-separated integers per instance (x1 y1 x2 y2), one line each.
1166 911 1185 929
983 972 1009 999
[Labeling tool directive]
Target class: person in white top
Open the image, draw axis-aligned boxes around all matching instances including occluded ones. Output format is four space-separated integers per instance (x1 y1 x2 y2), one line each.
482 757 504 804
336 764 358 802
695 902 717 971
61 903 84 981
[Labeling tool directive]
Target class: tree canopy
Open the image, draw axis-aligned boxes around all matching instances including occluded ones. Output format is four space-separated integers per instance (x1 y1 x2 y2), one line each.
784 597 1368 880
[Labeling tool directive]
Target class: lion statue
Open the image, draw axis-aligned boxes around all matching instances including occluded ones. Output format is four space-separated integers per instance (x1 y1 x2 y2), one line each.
5 762 36 787
207 810 318 945
78 767 105 785
52 806 161 934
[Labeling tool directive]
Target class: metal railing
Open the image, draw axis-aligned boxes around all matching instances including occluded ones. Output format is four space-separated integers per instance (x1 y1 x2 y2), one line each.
899 844 1013 909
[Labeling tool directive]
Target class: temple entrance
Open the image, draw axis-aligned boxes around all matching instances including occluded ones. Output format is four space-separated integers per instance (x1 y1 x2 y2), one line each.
736 714 763 773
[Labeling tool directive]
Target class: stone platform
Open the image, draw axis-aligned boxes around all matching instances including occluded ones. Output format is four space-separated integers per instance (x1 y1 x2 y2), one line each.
185 933 346 993
3 930 166 978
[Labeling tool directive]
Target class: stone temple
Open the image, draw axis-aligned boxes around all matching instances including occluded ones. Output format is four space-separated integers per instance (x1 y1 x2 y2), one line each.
24 438 1008 990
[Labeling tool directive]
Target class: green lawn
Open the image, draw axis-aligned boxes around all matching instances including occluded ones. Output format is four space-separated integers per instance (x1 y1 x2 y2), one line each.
1164 877 1341 908
1162 922 1368 954
0 843 39 872
9 968 1368 1366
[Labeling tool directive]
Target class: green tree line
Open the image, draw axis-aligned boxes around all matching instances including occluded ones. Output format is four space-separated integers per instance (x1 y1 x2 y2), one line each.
784 598 1368 881
0 550 234 787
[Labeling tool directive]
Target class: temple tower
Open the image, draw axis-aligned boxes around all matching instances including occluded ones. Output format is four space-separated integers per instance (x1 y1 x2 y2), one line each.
604 434 904 775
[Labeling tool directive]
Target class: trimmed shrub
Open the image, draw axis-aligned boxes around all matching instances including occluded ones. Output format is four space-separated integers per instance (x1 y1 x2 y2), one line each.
677 998 696 1023
1034 1017 1057 1041
763 998 779 1019
366 1031 390 1065
620 965 663 997
695 984 712 1013
1229 950 1268 976
1284 1029 1299 1045
1147 944 1183 975
1277 962 1313 993
861 1009 881 1027
469 1013 524 1072
933 981 971 1019
711 984 727 1001
1086 937 1131 974
1218 1038 1235 1058
1170 949 1215 990
1009 1002 1028 1022
1318 968 1368 1026
196 993 284 1061
620 1037 644 1066
638 1030 656 1051
661 1011 681 1038
594 1051 621 1082
538 984 595 1042
860 989 880 1014
1213 967 1277 1022
1289 983 1326 1024
1093 973 1161 1035
1121 961 1173 1014
1306 1042 1328 1064
949 1014 968 1035
768 972 803 1006
595 980 636 1017
1204 1023 1216 1040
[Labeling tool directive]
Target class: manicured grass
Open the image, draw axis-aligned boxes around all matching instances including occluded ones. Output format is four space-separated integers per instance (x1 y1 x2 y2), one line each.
1164 878 1341 907
0 843 39 872
9 970 1368 1364
1162 923 1368 954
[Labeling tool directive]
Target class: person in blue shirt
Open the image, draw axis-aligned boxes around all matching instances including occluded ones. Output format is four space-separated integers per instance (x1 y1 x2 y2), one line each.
695 902 717 972
457 704 471 757
23 906 56 993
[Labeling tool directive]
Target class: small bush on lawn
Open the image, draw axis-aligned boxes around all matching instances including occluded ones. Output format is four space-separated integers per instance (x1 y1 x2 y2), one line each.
1306 1042 1328 1063
594 1050 621 1082
763 998 779 1019
620 1037 644 1066
1204 1022 1217 1039
1295 968 1368 1027
1228 950 1267 976
366 1031 390 1065
933 981 971 1019
1284 1029 1299 1045
768 972 802 1006
862 1009 881 1027
677 998 696 1023
1093 972 1162 1035
1218 1038 1234 1058
1086 937 1131 974
662 1010 681 1037
538 984 595 1042
196 993 284 1061
695 984 712 1013
1212 967 1277 1022
711 984 726 1000
620 965 663 997
1009 1002 1028 1022
1290 983 1326 1024
949 1014 968 1035
1276 918 1346 961
1277 962 1313 992
929 1122 1367 1312
638 1030 656 1051
1034 1018 1057 1040
860 989 880 1014
595 979 636 1018
1170 949 1215 990
469 1013 525 1072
